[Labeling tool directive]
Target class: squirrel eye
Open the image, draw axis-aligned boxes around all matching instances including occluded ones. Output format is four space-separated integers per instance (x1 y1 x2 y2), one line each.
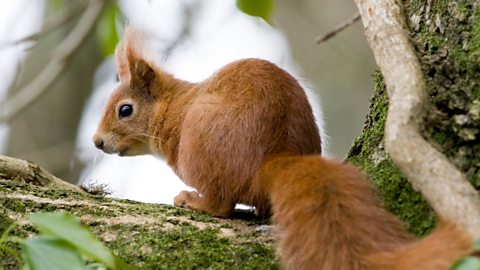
118 104 133 118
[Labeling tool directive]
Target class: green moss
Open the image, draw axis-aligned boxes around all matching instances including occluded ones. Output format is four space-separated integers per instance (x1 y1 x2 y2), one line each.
0 179 278 269
0 248 20 270
0 212 13 236
421 34 444 55
347 72 436 236
103 224 277 269
470 7 480 62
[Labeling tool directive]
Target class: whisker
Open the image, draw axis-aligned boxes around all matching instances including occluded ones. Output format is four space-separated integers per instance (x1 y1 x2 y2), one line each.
134 132 168 144
93 151 100 170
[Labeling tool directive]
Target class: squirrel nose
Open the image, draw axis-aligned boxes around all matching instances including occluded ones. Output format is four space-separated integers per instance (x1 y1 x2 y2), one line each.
94 137 104 149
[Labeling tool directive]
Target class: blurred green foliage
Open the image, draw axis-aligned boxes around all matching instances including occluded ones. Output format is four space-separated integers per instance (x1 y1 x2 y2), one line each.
236 0 273 22
49 0 63 11
96 3 120 56
452 257 480 270
451 238 480 270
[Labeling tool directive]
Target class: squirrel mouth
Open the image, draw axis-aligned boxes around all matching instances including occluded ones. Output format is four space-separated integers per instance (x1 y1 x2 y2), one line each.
118 148 128 156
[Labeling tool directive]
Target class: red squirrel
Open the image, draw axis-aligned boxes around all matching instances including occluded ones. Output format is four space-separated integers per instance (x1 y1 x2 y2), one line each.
93 26 472 269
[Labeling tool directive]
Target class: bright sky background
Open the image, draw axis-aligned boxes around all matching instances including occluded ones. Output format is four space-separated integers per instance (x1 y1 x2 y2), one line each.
0 0 45 153
78 0 327 204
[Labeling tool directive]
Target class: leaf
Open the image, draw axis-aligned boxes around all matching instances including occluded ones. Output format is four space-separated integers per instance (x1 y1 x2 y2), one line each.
236 0 273 22
22 236 84 270
96 3 120 56
451 256 480 270
28 213 116 269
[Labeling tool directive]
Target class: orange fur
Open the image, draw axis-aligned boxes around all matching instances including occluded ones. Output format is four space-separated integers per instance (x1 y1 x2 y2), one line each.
94 26 472 269
259 155 472 270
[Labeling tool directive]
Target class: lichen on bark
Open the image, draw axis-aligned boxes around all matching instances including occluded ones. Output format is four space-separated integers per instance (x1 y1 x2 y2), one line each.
403 0 480 188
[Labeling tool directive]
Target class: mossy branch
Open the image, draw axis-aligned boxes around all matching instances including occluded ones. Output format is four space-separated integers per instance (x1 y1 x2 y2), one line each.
0 176 277 269
352 0 480 238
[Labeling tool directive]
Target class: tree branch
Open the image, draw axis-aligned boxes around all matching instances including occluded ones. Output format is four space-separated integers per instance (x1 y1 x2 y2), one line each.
0 155 83 192
352 0 480 238
315 13 360 44
0 0 107 123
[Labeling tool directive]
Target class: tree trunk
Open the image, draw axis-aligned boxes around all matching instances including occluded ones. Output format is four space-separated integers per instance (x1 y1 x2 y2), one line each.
348 0 480 236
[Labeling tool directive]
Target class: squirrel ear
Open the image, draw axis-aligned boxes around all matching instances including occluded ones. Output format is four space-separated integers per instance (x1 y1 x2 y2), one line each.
115 43 130 82
116 26 158 98
130 59 158 99
132 60 156 85
115 43 156 87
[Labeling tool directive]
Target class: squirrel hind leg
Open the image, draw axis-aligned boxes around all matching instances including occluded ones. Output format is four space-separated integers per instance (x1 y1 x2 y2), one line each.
174 190 235 218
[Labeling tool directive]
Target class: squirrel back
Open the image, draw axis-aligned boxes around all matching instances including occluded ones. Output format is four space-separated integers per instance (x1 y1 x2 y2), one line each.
258 155 472 270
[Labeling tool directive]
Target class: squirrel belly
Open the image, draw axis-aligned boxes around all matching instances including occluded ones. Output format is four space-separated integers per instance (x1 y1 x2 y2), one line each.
259 155 472 270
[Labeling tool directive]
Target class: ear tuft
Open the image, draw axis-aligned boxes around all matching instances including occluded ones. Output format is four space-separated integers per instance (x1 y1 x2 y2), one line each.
114 42 130 82
117 25 161 99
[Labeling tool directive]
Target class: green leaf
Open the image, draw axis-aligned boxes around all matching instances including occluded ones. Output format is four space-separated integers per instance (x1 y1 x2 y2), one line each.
28 213 116 269
22 236 84 270
451 256 480 270
96 3 120 56
236 0 273 22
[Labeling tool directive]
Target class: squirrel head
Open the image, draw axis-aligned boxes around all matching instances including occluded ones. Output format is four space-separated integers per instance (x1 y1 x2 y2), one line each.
93 27 163 156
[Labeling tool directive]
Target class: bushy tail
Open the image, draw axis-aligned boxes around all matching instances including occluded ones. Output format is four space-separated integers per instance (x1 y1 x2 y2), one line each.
368 221 473 270
260 155 412 270
258 154 472 270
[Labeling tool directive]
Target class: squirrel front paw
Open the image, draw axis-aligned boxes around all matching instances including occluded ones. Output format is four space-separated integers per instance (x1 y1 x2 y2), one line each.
173 190 233 218
174 190 200 209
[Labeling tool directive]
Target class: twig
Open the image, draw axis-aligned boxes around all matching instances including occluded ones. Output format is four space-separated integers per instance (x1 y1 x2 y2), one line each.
315 13 360 44
0 0 89 49
0 0 107 123
352 0 480 238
